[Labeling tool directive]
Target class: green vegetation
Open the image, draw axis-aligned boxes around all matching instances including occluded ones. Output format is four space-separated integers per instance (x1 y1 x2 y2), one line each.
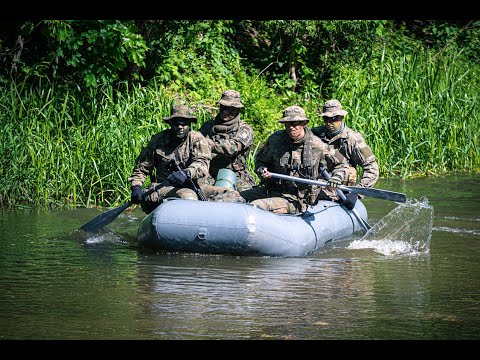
1 20 479 209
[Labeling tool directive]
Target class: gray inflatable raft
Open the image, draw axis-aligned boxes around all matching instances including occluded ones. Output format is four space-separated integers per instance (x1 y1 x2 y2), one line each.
137 198 368 257
137 197 368 257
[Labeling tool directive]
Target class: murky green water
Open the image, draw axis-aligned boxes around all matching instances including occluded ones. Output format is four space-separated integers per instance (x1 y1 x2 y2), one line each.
0 175 479 339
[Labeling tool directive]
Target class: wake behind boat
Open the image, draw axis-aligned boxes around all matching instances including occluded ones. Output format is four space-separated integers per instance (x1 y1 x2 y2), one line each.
136 197 368 257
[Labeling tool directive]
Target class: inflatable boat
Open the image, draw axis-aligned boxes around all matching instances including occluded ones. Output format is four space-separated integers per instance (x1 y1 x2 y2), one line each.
136 197 368 257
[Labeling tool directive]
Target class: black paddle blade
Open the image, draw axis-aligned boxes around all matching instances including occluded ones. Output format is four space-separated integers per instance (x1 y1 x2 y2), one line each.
343 186 407 203
80 201 133 233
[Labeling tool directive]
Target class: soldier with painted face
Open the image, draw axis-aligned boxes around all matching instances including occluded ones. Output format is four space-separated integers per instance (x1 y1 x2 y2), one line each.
128 103 214 214
239 106 350 214
199 90 256 192
312 99 379 189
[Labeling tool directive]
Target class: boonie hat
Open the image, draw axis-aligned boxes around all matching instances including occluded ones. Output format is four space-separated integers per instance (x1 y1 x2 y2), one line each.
163 104 197 123
278 105 309 123
217 90 244 109
320 99 348 117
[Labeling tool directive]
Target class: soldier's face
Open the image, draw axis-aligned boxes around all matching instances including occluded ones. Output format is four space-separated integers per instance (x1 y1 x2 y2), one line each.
170 119 190 139
219 105 240 121
284 121 307 141
323 116 343 132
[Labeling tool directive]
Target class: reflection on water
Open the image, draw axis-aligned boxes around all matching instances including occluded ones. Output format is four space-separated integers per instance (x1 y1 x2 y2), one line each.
0 175 479 339
129 253 433 340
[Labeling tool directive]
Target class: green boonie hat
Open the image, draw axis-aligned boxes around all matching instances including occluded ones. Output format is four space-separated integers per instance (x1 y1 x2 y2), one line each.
320 99 348 117
278 105 309 123
163 104 197 123
217 90 244 109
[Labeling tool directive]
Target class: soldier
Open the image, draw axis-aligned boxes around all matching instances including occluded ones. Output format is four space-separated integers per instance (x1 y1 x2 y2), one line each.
312 99 379 189
129 102 243 215
199 90 256 192
239 106 350 214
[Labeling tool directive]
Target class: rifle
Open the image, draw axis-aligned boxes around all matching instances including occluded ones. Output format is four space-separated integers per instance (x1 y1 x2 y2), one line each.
169 157 208 201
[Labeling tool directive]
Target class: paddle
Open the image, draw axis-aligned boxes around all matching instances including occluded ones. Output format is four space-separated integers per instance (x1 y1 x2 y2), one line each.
268 172 407 203
318 167 371 234
79 179 169 233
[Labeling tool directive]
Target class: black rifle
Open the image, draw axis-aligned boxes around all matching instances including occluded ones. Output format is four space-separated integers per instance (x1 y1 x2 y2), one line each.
169 157 208 201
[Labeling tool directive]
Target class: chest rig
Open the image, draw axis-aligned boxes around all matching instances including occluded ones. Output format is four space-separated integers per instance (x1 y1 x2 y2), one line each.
273 134 321 209
278 134 314 178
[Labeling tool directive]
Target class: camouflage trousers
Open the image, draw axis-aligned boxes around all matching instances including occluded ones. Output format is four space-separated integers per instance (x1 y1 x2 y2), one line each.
141 184 198 214
141 183 245 214
202 184 246 203
239 186 299 214
240 185 342 214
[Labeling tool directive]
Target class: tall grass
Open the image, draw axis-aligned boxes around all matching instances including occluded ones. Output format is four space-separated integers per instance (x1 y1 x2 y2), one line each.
0 80 173 209
1 48 479 210
327 47 480 178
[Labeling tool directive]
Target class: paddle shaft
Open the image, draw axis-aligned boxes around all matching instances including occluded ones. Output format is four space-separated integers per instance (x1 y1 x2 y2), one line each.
318 167 371 234
268 172 406 203
79 179 169 233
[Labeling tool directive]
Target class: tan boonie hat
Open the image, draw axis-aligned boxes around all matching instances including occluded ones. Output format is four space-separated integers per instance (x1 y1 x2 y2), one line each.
320 99 348 117
163 104 197 123
217 90 244 108
278 105 309 123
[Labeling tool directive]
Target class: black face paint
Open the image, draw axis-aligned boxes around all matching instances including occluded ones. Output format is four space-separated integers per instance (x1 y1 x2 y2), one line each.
170 119 190 139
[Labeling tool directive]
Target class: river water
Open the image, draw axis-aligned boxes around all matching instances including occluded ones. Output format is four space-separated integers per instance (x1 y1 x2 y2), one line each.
0 174 479 340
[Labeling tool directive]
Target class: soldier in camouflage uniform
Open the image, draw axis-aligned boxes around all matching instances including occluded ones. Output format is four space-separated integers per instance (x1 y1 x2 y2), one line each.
129 103 244 214
312 99 379 189
239 106 350 214
199 90 256 192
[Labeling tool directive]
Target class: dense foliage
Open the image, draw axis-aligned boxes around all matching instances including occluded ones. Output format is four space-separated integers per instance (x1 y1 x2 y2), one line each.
1 20 479 209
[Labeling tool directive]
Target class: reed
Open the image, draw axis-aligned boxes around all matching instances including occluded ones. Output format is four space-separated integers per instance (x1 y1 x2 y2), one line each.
1 48 479 209
0 81 173 209
330 47 480 178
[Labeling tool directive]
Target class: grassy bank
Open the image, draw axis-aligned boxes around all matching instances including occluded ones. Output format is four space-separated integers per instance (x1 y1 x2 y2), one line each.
1 49 479 210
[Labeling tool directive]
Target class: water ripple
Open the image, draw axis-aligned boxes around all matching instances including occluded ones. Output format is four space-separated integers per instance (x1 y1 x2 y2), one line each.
433 226 480 236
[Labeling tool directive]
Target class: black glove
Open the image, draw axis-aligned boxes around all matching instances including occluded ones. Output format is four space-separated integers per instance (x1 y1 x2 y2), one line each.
341 192 358 210
256 166 266 176
167 170 188 187
327 175 342 188
131 185 143 204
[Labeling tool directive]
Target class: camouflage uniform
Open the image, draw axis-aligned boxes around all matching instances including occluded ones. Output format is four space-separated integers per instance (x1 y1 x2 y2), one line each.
199 90 256 192
240 106 350 214
312 100 379 188
129 104 243 214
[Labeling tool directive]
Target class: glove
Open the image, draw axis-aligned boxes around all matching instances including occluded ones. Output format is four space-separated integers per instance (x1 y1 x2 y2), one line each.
131 185 143 204
327 175 342 188
256 166 266 176
167 170 188 187
341 192 358 210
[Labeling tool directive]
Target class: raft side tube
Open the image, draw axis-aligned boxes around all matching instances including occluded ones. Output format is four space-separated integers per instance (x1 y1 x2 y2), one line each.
137 198 368 257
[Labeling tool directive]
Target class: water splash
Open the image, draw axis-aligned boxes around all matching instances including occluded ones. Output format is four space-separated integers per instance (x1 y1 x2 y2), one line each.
84 233 122 244
74 228 126 245
348 196 433 256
